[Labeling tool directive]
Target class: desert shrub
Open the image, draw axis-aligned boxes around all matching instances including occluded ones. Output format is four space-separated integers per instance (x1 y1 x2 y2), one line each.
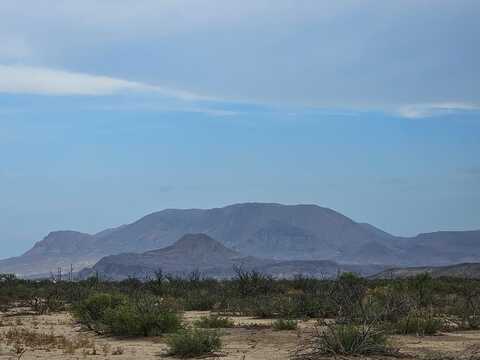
26 288 65 314
392 313 443 336
102 295 182 337
194 314 234 328
288 294 326 318
73 293 126 332
73 293 181 337
272 319 298 331
369 284 412 323
233 267 274 297
328 273 369 323
298 323 396 357
245 295 276 318
453 280 480 329
408 273 435 308
274 293 328 319
183 290 217 311
234 294 319 319
166 328 221 358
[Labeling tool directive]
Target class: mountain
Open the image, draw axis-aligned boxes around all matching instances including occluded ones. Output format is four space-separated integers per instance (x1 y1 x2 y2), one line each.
0 231 98 278
398 231 480 265
90 203 393 259
79 233 385 280
372 262 480 279
0 203 479 277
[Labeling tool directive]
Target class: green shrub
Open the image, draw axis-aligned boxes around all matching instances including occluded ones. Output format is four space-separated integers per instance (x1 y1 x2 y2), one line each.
180 289 219 311
73 293 181 337
246 296 276 318
392 314 443 336
313 323 395 356
166 328 221 358
194 314 234 328
102 295 182 337
283 294 325 319
73 293 126 332
408 273 434 308
272 319 298 331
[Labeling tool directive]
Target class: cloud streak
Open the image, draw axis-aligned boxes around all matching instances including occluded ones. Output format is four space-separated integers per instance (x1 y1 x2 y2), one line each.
397 103 480 119
0 64 211 100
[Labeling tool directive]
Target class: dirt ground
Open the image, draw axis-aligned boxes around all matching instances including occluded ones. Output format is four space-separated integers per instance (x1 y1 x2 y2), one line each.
1 309 480 360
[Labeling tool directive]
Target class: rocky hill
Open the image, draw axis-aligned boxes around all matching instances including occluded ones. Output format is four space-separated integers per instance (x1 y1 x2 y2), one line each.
79 233 385 280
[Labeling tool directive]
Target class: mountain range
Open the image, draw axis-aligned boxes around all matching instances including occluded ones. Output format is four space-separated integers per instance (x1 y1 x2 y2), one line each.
0 203 479 278
372 262 480 279
79 233 385 280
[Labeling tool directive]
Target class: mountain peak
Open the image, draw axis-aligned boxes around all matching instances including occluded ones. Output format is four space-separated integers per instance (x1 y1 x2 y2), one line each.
23 231 94 257
148 233 241 259
173 233 223 249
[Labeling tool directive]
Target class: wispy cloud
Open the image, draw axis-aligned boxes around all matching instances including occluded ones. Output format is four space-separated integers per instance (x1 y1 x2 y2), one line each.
397 103 480 119
0 64 212 100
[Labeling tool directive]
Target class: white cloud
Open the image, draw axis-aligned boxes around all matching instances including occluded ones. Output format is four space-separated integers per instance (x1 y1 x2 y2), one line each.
0 64 211 100
397 103 480 119
0 2 478 112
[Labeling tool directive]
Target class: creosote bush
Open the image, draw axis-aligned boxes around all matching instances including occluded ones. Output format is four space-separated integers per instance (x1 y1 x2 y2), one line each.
194 314 234 329
73 293 126 332
166 328 221 358
392 313 444 336
74 293 182 337
272 319 298 331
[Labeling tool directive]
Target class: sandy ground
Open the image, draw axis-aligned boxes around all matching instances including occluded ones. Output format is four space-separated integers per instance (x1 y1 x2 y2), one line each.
1 309 480 360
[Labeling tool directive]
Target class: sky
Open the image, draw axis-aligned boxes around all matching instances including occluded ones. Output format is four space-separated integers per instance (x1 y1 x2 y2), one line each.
0 0 479 258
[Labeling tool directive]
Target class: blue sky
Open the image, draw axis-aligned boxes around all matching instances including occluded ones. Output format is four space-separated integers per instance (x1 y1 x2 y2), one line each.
0 1 479 257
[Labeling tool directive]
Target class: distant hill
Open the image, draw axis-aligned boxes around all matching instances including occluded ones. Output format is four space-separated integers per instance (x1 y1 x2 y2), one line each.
372 262 480 279
0 203 479 277
79 233 385 280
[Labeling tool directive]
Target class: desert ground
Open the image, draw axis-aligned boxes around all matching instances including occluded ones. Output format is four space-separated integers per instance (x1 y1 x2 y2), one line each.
1 309 480 360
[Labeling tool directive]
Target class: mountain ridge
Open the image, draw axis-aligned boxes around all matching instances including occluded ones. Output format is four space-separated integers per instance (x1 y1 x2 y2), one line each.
1 202 479 277
372 262 480 279
79 233 385 280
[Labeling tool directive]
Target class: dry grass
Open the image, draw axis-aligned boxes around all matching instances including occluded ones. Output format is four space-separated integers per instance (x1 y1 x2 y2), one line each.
0 327 95 355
